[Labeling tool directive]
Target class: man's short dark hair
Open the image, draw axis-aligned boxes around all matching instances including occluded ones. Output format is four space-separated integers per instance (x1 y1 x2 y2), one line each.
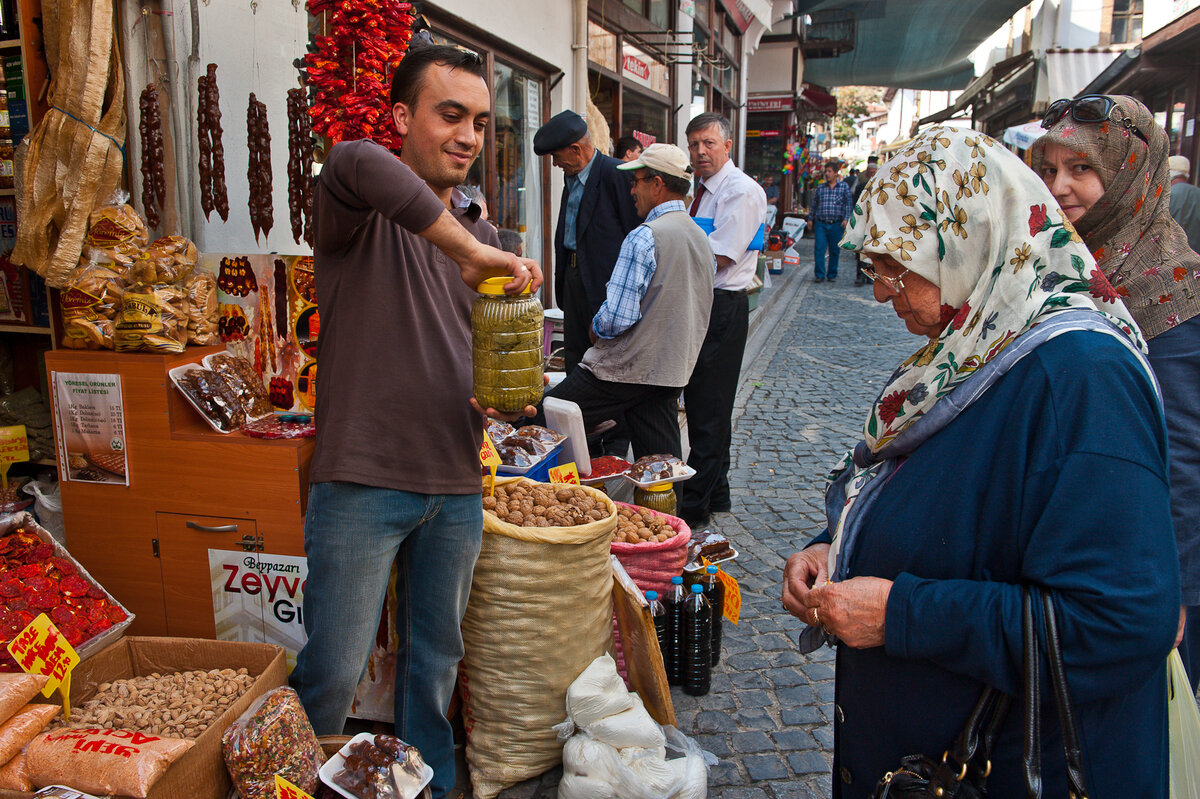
646 168 692 197
686 113 732 141
497 229 523 254
614 136 642 159
390 43 486 109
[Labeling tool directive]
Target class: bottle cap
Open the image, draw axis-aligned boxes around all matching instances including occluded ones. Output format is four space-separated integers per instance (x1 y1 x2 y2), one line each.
706 565 719 574
477 275 533 295
691 584 703 593
645 590 657 600
671 576 683 584
645 482 673 492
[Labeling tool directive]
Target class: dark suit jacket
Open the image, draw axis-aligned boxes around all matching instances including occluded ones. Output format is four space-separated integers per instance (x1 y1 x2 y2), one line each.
554 152 642 314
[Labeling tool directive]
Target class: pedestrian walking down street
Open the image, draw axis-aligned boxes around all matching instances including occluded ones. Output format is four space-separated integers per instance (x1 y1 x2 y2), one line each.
809 164 852 283
784 125 1176 799
1033 94 1200 690
679 112 767 531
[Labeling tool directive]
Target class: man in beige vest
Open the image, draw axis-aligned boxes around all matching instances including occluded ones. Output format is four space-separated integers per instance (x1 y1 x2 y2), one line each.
532 144 714 457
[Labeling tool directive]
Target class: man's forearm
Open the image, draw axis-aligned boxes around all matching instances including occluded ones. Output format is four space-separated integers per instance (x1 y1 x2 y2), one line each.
416 209 484 263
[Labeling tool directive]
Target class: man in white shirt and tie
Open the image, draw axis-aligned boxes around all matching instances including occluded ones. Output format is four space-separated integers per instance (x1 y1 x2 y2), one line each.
679 112 768 529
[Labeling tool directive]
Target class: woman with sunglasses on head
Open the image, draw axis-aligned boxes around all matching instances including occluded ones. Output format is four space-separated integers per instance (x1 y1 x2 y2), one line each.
1034 95 1200 687
782 126 1177 798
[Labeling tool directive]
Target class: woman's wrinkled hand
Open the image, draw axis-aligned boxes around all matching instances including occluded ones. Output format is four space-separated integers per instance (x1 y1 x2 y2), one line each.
807 577 893 649
782 545 829 623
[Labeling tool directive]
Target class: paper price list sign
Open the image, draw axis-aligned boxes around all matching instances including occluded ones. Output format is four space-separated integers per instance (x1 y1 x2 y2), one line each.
7 613 80 716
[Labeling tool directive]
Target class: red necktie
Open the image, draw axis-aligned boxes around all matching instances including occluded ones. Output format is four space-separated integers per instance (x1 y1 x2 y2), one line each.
689 183 707 217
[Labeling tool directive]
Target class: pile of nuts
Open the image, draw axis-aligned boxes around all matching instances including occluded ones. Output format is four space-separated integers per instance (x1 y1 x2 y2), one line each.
51 668 255 739
614 505 679 544
483 483 612 528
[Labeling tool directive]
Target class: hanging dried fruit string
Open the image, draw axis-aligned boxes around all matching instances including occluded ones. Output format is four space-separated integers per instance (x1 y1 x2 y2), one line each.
197 64 229 222
247 94 273 243
286 88 315 246
303 0 415 148
138 84 167 230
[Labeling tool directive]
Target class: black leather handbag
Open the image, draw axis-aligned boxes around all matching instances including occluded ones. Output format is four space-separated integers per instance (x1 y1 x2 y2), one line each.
873 587 1090 798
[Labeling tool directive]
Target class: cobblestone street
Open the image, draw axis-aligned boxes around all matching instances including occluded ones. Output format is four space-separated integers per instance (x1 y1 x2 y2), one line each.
495 241 917 799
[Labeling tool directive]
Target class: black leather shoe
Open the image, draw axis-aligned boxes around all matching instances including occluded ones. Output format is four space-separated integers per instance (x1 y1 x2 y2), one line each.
814 277 824 283
827 275 837 282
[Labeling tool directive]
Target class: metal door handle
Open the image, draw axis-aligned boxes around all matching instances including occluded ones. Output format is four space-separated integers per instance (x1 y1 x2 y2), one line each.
186 521 238 533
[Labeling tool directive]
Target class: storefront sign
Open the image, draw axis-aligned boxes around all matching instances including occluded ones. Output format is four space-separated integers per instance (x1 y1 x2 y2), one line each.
718 0 754 33
0 425 27 488
748 96 793 114
8 613 79 715
680 0 695 18
209 550 308 670
51 372 128 485
622 52 650 83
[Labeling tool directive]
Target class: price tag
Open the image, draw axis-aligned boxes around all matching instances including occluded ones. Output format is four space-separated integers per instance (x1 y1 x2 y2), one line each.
548 462 580 485
480 431 501 496
7 613 79 717
717 570 741 625
275 775 315 799
0 425 28 491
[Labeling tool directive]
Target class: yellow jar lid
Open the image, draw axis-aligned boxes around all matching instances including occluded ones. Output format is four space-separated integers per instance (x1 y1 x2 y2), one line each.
644 482 673 492
477 276 534 295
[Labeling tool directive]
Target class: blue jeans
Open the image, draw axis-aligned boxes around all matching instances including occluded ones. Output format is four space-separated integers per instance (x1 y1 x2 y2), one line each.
813 219 845 279
290 481 482 799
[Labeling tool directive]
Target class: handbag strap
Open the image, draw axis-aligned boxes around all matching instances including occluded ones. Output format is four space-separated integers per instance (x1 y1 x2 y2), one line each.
1022 586 1090 799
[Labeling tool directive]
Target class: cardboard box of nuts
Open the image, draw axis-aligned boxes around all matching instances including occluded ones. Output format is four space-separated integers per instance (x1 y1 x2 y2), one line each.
0 636 286 799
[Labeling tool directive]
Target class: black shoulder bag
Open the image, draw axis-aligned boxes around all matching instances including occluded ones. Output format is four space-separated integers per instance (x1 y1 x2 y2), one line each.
872 587 1089 798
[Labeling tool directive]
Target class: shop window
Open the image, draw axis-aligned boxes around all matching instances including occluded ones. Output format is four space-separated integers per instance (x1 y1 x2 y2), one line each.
648 0 669 29
1110 0 1142 44
622 90 669 143
693 0 711 28
588 22 618 72
493 60 544 264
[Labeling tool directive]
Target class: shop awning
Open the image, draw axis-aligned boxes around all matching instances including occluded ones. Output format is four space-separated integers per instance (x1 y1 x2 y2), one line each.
1036 48 1123 108
1002 120 1045 150
800 85 837 116
917 52 1035 128
796 0 1032 89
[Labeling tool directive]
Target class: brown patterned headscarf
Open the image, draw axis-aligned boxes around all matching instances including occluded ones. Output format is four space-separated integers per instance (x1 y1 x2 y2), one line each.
1031 95 1200 338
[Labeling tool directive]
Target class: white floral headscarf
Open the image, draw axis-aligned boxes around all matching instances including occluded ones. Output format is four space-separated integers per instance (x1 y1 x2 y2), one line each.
841 126 1146 453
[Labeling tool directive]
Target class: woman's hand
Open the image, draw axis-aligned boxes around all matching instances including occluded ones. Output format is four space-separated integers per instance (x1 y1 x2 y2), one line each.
782 545 830 621
807 577 893 649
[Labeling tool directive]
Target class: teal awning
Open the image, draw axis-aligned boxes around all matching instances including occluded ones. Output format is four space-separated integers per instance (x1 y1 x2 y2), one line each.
797 0 1032 89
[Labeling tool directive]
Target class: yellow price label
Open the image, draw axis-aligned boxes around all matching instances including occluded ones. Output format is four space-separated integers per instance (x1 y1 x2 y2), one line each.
717 570 741 625
275 774 315 799
6 613 79 717
0 425 28 491
479 431 502 468
548 462 580 485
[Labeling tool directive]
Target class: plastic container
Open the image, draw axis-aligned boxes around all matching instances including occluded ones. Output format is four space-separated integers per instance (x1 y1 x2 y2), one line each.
634 483 677 516
472 276 544 414
646 590 669 674
543 396 590 477
705 564 725 666
683 583 712 696
319 731 434 799
664 575 686 686
496 443 562 481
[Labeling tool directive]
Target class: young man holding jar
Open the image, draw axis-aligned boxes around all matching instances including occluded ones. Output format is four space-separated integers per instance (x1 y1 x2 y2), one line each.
289 41 540 799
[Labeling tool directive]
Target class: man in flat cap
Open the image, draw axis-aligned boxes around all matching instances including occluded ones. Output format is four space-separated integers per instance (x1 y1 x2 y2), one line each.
535 110 642 375
531 144 713 457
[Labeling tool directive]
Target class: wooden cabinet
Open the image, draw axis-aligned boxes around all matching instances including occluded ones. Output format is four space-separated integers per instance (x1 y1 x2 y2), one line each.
44 348 312 638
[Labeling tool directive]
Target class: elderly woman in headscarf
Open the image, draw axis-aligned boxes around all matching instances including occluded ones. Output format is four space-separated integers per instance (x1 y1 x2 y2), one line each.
1032 95 1200 685
782 126 1178 798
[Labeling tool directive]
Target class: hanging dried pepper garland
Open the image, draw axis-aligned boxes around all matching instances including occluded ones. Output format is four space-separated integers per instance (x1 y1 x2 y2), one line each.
139 84 167 230
197 64 229 222
246 93 273 243
303 0 415 148
286 88 314 246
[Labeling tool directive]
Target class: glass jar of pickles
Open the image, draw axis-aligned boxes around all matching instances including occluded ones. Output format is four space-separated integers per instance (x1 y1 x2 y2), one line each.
634 483 677 516
472 277 544 413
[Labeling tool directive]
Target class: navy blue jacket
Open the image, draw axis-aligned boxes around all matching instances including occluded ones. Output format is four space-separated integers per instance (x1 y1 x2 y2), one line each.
827 331 1177 798
553 152 642 314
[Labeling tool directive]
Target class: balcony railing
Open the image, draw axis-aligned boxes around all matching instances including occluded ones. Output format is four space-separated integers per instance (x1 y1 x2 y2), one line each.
801 9 856 59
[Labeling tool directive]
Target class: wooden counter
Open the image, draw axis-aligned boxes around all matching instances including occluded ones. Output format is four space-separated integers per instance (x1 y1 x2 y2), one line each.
45 348 312 638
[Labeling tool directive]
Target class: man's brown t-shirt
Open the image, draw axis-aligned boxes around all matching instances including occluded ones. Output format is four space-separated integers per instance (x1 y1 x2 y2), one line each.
309 139 497 495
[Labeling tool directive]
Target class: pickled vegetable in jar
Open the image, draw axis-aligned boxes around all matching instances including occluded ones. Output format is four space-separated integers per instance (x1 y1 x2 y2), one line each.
634 483 677 516
472 276 545 413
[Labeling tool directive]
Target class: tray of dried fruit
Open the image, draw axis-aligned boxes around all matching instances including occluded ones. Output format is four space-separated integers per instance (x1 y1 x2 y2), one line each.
683 531 739 572
320 731 434 799
622 454 696 488
492 424 568 477
0 513 134 665
580 455 631 486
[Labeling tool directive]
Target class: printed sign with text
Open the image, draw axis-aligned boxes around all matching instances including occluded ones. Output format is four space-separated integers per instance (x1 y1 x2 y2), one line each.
51 372 128 485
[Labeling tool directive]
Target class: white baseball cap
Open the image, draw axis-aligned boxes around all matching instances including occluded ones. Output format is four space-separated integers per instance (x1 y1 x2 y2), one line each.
1169 155 1191 175
617 143 694 182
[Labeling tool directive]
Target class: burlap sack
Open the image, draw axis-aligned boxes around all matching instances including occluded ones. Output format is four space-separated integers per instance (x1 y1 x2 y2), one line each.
461 478 617 799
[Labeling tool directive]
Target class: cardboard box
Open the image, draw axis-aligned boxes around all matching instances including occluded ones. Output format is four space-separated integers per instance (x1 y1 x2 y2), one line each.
0 636 286 799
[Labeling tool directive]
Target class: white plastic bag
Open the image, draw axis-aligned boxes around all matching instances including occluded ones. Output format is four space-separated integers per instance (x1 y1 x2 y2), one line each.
1169 649 1200 799
586 693 665 751
565 654 634 729
22 477 63 544
558 726 714 799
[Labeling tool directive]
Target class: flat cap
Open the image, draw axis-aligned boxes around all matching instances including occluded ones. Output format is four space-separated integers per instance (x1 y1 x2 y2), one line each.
534 110 588 155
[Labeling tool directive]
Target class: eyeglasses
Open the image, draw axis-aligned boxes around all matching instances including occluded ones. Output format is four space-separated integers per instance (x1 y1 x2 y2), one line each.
861 266 909 292
628 175 658 186
1041 95 1149 146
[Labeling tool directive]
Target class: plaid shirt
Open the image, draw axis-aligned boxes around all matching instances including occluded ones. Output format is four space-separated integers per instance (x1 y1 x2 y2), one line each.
593 200 700 339
812 179 853 223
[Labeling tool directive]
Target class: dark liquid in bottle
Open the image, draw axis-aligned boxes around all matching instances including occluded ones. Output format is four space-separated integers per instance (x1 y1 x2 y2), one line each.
683 589 712 696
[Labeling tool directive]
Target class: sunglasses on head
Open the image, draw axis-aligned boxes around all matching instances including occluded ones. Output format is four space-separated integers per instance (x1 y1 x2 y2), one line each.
1041 95 1149 146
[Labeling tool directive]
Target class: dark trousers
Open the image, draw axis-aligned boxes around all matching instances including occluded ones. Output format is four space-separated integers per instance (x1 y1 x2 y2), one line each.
561 253 592 374
679 290 749 519
534 367 682 459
